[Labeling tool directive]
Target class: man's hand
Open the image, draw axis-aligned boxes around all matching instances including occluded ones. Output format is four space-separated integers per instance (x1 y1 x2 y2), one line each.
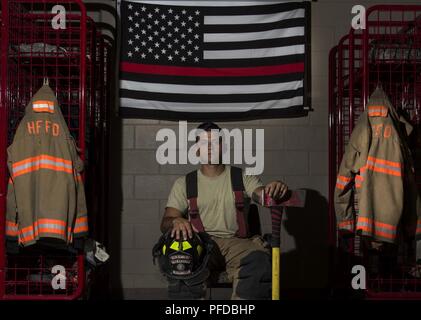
171 217 197 240
265 181 288 200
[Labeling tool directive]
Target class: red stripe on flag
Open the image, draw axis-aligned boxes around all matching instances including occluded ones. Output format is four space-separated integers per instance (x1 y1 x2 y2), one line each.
120 62 305 77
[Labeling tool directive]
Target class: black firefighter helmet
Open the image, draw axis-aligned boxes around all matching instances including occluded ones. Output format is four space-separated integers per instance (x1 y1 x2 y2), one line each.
152 230 213 281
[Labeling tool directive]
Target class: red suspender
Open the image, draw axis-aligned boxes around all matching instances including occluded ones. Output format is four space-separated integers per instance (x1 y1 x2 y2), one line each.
186 171 205 232
187 197 205 232
231 167 248 238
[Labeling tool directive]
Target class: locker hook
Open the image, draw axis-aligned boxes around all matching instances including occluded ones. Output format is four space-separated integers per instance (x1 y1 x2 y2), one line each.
43 77 49 86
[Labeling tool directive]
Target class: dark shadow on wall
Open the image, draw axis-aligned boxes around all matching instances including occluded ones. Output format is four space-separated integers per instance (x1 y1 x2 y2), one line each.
96 72 124 299
88 71 124 299
105 26 124 299
277 188 330 299
206 189 331 300
83 1 124 300
87 23 123 298
104 115 124 299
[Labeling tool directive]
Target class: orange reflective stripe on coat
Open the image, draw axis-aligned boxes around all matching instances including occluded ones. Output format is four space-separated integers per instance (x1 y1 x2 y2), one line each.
18 218 72 244
417 219 421 234
33 100 54 113
356 167 367 189
6 221 19 237
338 219 354 231
356 216 396 239
74 216 89 233
366 156 402 177
355 174 364 188
12 154 73 178
336 175 352 190
368 105 388 117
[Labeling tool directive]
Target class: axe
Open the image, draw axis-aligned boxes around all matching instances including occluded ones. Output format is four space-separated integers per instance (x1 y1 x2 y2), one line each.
262 189 307 300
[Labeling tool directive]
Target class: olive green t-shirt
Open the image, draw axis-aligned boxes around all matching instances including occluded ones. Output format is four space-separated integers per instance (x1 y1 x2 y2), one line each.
166 166 264 238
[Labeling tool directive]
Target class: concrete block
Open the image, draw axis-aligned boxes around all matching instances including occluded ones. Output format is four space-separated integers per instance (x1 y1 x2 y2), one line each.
134 224 162 249
121 249 157 274
217 120 260 129
122 150 159 174
259 116 309 126
159 120 184 125
312 3 353 28
133 274 167 289
284 126 327 151
311 76 328 103
122 119 159 125
122 125 134 149
262 127 284 150
311 27 335 53
219 126 264 152
309 106 328 126
264 151 309 175
334 26 353 44
122 175 134 199
122 200 160 224
312 51 329 77
139 123 201 152
158 121 199 134
135 125 161 149
283 175 328 198
134 175 179 200
121 224 135 249
159 163 196 175
159 199 170 220
310 151 328 175
120 274 135 289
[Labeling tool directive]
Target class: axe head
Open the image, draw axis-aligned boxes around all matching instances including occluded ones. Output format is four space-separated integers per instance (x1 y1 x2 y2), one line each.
267 189 306 208
281 189 306 207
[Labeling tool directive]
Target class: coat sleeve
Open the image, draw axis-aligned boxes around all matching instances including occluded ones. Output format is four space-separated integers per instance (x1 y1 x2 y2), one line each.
6 148 19 247
68 137 89 239
74 169 89 239
334 116 370 235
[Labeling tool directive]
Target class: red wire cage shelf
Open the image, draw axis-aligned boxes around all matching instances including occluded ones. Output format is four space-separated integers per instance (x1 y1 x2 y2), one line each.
0 0 112 300
329 5 421 300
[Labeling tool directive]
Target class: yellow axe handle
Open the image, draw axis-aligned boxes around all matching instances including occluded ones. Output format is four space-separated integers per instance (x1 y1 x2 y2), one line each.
272 247 280 300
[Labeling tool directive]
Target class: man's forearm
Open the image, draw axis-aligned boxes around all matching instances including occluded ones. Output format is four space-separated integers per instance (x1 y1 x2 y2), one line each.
252 186 265 205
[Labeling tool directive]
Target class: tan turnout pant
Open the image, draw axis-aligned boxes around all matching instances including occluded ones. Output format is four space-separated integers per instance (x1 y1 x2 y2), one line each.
208 235 271 300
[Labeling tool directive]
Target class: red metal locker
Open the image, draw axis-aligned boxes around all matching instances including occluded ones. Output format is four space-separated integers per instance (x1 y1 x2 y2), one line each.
329 5 421 299
0 0 104 300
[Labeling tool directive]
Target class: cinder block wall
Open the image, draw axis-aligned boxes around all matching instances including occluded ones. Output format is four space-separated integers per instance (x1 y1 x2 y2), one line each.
119 114 330 291
94 0 421 297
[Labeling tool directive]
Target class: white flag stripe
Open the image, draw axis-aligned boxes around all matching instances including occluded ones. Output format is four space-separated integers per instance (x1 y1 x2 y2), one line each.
204 44 304 60
204 9 305 25
119 1 308 117
120 96 304 112
204 27 304 43
126 1 286 7
120 79 303 95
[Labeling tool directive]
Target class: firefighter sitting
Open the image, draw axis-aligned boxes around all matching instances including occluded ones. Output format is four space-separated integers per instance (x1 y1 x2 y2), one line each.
158 122 288 300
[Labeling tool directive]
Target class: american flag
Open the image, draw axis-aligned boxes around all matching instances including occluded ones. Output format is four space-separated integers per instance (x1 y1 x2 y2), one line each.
119 0 310 120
